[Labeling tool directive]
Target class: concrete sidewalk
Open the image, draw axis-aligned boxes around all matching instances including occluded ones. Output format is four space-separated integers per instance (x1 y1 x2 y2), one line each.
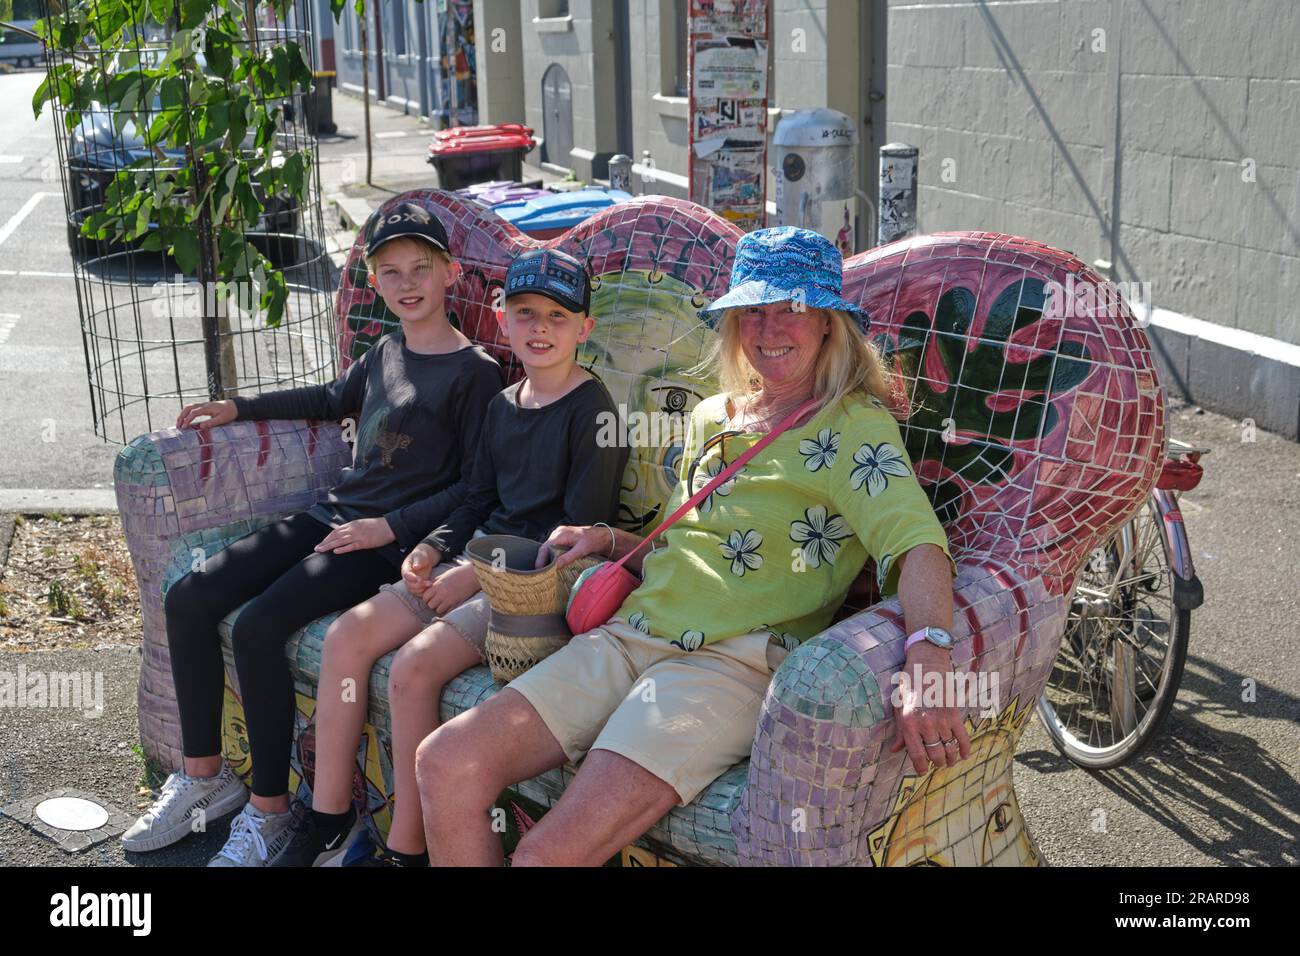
316 88 572 236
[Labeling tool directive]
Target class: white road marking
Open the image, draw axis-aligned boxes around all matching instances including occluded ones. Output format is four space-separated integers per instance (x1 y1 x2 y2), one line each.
374 130 408 139
0 191 52 247
0 313 16 346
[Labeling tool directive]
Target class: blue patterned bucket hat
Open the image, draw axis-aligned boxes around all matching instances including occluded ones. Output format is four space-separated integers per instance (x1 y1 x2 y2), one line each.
698 227 868 330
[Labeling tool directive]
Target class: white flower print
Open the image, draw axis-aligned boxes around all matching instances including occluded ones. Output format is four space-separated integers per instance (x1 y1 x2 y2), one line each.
875 553 895 592
672 629 705 652
849 441 911 496
719 529 763 577
627 611 651 634
788 505 852 568
694 454 742 513
760 626 800 652
798 427 840 471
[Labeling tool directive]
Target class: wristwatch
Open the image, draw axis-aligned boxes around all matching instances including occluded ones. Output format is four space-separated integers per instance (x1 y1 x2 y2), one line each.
904 626 955 653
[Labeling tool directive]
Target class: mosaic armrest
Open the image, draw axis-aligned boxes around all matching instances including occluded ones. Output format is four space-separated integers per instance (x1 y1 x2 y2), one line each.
734 559 1066 866
115 419 351 767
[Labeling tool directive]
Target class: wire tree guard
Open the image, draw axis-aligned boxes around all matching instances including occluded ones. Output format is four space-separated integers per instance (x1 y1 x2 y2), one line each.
35 0 337 445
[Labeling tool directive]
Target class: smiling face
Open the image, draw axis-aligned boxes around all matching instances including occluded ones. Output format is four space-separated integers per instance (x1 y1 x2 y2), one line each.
734 302 831 392
369 237 459 324
498 291 595 373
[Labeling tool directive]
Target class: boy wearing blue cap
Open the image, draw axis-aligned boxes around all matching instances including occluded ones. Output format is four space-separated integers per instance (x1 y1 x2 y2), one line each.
122 201 503 867
276 248 628 867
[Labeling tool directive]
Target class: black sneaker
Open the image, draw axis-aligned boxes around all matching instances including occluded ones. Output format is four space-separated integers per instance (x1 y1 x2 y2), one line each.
270 806 363 868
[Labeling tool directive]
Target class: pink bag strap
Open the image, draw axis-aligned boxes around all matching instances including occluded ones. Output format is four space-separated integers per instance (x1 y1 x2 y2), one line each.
608 395 822 572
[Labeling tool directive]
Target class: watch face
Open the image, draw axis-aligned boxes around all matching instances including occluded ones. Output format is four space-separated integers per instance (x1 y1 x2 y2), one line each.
925 626 954 649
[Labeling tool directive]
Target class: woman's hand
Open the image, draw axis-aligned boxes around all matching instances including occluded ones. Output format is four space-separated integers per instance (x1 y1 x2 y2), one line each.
535 524 616 569
314 518 396 555
176 400 237 430
420 562 480 615
889 643 972 773
401 543 442 596
889 543 966 773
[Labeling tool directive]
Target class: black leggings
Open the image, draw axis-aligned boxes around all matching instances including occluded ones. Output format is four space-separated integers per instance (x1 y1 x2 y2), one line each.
165 512 396 797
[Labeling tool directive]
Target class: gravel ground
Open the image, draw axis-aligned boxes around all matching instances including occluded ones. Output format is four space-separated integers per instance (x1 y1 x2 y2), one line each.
0 647 236 867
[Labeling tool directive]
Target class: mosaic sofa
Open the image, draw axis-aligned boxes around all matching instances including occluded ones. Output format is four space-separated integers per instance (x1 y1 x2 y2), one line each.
115 192 1165 866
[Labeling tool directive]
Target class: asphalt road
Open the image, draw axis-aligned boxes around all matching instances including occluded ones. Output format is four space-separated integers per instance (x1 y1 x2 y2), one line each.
0 69 1296 866
0 69 122 491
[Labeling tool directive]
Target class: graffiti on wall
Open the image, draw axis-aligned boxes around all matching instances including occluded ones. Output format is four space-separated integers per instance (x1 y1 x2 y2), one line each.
434 0 477 126
688 0 770 229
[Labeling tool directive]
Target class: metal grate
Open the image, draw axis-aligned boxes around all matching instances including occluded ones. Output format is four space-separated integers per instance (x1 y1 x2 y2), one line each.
38 0 338 445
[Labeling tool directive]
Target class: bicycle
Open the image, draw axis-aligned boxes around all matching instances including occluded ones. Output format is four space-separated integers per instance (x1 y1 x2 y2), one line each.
1037 438 1208 770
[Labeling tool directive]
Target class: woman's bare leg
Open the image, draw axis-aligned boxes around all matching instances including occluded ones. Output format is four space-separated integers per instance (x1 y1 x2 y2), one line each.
384 621 482 854
416 688 568 866
311 592 424 814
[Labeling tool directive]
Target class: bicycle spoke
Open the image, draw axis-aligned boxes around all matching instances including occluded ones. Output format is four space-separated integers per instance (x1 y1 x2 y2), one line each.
1044 494 1188 765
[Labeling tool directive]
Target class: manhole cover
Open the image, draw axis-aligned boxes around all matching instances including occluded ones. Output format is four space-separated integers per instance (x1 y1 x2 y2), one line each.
34 796 110 831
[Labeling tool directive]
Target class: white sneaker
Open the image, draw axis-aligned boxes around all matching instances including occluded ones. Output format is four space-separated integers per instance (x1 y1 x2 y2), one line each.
120 763 249 853
207 802 300 867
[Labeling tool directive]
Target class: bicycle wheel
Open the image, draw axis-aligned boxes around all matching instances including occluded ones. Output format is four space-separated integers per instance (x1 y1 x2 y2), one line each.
1037 494 1191 770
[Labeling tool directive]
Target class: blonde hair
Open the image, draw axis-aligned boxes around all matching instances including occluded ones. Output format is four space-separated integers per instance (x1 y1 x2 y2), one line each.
690 306 900 417
364 236 454 275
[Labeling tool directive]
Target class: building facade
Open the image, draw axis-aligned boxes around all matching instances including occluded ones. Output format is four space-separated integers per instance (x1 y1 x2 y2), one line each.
325 0 1299 437
885 0 1299 436
467 1 888 245
334 0 479 126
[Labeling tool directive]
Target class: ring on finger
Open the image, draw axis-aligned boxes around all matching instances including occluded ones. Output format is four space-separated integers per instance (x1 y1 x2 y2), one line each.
923 739 943 748
942 738 958 747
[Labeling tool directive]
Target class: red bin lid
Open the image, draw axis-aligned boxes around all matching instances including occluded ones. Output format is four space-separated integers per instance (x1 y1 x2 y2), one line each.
428 123 536 156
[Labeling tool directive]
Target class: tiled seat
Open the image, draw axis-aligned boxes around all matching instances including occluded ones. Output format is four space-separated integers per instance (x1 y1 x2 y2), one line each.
115 192 1165 865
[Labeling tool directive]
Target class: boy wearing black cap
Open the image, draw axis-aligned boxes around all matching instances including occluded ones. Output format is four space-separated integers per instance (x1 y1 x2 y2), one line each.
124 202 502 867
277 248 628 867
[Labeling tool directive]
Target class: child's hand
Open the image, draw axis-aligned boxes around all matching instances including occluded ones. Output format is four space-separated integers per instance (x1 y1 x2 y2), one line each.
402 543 442 594
315 518 396 554
177 400 237 430
422 563 480 614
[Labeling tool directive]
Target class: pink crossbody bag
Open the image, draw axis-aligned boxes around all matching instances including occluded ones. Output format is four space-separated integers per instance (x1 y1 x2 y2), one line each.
565 396 822 634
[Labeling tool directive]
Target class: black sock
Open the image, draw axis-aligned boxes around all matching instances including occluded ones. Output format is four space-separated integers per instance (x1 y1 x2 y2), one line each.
385 848 428 867
311 807 354 838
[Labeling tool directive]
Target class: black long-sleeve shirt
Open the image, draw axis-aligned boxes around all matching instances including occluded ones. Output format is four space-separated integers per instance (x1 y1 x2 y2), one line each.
232 331 503 567
422 377 629 558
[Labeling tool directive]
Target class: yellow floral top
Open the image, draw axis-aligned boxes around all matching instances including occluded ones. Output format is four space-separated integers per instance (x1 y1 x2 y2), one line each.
612 391 954 650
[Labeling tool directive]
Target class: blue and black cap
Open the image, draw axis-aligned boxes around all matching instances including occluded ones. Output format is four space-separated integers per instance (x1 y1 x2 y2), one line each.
503 249 591 315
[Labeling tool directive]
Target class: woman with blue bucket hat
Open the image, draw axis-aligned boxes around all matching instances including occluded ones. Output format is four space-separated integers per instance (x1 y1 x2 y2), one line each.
416 227 961 866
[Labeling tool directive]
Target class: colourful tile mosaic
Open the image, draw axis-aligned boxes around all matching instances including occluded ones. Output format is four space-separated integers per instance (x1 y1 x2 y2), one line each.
114 193 1165 865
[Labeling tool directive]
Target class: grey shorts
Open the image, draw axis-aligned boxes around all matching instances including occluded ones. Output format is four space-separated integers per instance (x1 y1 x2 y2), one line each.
379 562 492 662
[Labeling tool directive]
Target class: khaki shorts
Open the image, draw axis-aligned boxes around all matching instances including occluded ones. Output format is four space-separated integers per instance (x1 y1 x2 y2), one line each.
379 562 492 662
507 621 789 806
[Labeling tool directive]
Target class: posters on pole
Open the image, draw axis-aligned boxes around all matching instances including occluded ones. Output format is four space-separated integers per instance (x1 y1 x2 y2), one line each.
688 1 769 230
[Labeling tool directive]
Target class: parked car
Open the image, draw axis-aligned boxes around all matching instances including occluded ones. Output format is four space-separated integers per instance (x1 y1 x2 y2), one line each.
66 55 302 263
0 21 42 69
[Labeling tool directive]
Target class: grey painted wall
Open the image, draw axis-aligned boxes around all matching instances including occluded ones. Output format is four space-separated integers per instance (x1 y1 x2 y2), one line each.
885 0 1300 347
518 0 621 179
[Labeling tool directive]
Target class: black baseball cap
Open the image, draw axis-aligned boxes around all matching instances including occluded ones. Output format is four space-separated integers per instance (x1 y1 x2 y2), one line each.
365 202 451 258
503 249 591 315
